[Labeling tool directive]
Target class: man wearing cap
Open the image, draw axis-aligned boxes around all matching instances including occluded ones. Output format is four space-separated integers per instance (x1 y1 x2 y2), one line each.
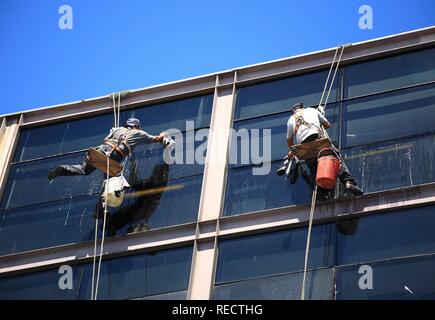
47 118 166 180
277 102 363 199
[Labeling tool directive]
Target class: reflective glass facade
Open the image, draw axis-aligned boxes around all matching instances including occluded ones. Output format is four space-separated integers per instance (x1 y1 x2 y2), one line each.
214 205 435 300
0 94 213 256
1 37 435 300
225 47 435 216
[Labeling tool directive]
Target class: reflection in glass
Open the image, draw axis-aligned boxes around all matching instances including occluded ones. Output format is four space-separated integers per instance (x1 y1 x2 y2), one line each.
0 196 99 256
213 268 334 300
235 70 339 120
336 205 435 265
336 255 435 300
15 114 113 162
230 105 340 167
122 94 214 134
216 225 335 283
345 47 435 98
342 83 435 147
224 161 310 216
107 164 202 235
0 246 193 300
1 153 103 210
342 134 435 194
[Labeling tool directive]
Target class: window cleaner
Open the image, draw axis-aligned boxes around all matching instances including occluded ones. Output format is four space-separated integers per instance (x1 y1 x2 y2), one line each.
46 92 175 300
274 45 364 300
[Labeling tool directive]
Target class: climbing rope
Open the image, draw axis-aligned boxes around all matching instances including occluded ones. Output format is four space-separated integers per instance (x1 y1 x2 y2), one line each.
300 44 347 300
90 92 122 300
301 185 318 300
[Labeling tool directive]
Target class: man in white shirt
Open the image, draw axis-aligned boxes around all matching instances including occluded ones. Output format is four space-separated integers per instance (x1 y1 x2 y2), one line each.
278 102 363 199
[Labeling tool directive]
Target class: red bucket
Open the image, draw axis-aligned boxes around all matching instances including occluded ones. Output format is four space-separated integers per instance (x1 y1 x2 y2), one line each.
316 154 340 189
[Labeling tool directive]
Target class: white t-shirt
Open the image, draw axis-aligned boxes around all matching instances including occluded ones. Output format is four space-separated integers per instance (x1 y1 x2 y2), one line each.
286 108 328 144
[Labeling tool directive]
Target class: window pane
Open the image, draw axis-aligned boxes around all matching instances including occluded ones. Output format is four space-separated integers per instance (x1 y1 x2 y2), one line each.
109 246 193 299
0 246 193 300
129 130 206 180
346 47 435 98
1 153 103 210
60 114 113 153
14 122 67 162
14 114 113 162
337 205 435 266
235 70 339 120
336 255 435 300
0 266 81 300
216 225 335 284
0 169 202 253
224 161 310 216
0 197 98 256
230 106 339 167
108 174 203 234
123 94 214 134
213 268 334 300
342 83 435 147
342 134 435 193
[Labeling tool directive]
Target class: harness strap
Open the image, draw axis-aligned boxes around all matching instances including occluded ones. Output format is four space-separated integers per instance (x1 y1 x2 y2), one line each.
294 109 325 139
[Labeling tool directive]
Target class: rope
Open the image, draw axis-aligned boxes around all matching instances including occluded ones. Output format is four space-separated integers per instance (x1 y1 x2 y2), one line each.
94 156 110 300
90 92 122 300
300 185 317 300
300 45 347 300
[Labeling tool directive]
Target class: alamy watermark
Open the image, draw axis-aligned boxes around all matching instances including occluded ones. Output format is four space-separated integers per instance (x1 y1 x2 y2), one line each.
359 5 373 30
58 265 73 290
358 264 373 290
162 121 272 175
58 5 73 30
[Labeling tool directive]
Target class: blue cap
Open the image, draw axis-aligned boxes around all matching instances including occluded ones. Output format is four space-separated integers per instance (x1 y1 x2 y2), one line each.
126 118 141 128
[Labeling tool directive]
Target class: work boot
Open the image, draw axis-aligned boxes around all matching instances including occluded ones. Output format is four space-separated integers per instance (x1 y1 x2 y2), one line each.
48 166 65 181
345 182 364 196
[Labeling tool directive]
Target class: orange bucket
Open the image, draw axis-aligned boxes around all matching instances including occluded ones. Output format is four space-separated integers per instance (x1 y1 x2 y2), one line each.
316 149 340 189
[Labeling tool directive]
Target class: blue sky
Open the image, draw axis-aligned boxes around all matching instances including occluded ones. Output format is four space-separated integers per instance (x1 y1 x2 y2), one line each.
1 0 434 115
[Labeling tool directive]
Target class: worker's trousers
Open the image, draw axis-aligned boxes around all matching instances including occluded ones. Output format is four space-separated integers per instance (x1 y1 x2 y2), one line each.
302 134 356 200
55 144 123 177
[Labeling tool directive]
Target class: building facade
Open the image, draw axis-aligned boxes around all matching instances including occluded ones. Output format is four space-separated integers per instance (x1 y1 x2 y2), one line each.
1 26 435 300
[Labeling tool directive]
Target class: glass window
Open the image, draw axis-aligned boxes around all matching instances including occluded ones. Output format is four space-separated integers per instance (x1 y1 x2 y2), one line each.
224 161 311 216
0 246 193 300
336 255 435 300
215 225 335 284
342 83 435 147
123 94 214 134
230 106 340 167
213 268 333 300
108 174 203 234
129 130 207 181
342 133 435 194
235 70 340 120
0 171 202 254
337 205 435 266
346 47 435 98
14 94 213 163
0 197 99 256
14 114 113 162
1 153 103 210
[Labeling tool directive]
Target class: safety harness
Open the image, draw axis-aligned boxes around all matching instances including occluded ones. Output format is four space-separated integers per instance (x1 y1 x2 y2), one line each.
293 108 325 140
103 127 134 158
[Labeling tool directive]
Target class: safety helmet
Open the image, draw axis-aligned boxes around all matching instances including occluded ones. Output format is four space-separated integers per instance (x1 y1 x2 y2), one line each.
126 118 141 128
291 102 305 112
